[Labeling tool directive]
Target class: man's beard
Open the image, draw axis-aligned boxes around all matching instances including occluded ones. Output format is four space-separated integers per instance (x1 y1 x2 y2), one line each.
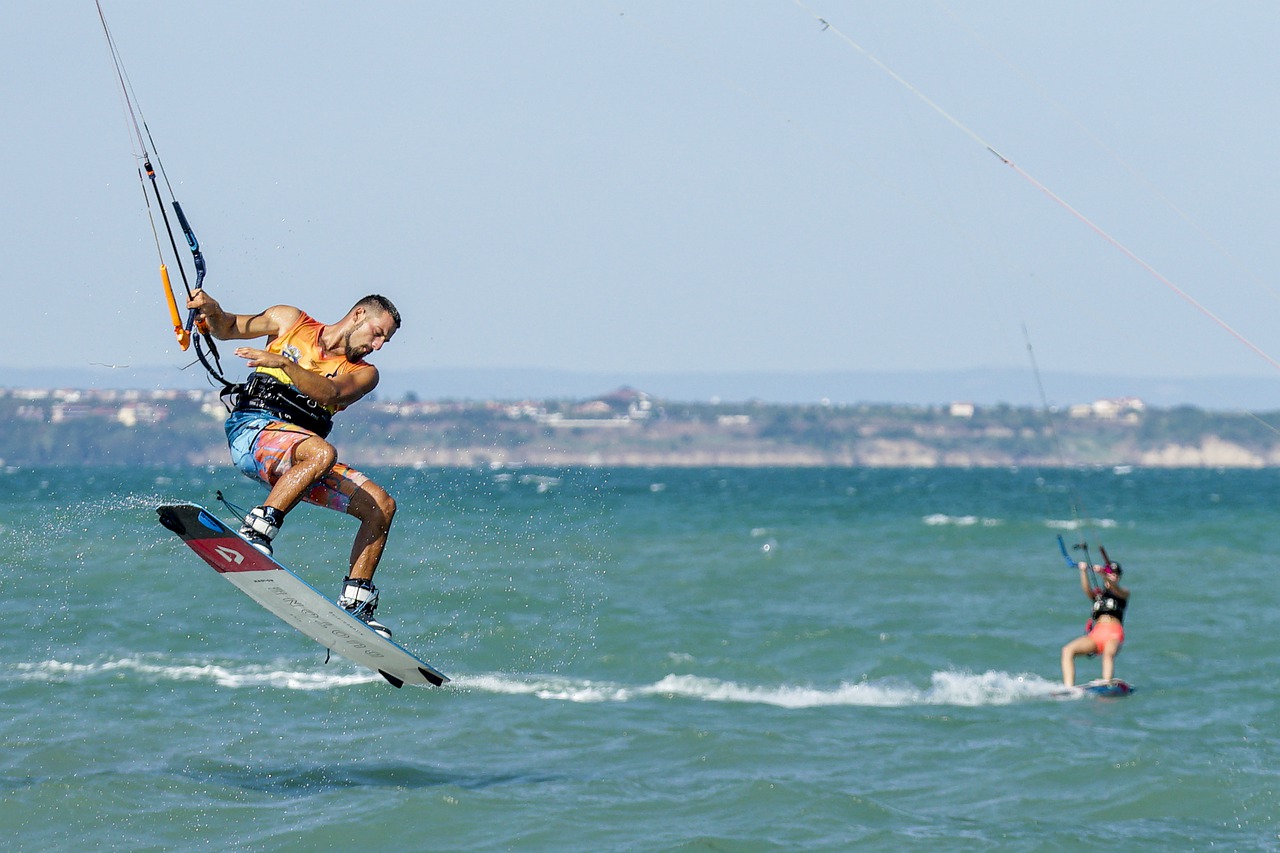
343 328 371 362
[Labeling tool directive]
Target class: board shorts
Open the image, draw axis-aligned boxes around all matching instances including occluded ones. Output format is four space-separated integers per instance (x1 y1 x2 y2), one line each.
225 410 369 513
1087 620 1125 655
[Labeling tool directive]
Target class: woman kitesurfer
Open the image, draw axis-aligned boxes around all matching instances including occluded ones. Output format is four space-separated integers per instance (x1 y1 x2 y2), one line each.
1060 560 1129 687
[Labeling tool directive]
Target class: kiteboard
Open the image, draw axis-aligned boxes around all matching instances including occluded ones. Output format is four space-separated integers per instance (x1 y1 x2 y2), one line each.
1080 678 1134 697
157 503 448 688
1052 678 1135 699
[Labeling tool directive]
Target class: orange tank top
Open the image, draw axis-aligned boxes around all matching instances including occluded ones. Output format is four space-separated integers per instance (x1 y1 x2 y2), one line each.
255 311 370 413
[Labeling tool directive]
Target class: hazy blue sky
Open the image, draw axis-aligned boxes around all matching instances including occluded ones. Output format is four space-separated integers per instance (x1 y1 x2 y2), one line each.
4 2 1279 390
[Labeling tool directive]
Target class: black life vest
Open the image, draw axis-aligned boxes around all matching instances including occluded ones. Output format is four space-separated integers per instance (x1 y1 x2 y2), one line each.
232 372 335 438
1090 588 1127 624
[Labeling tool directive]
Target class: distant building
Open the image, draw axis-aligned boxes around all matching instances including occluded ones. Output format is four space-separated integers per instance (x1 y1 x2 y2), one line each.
1069 397 1146 420
599 386 653 420
50 404 93 423
573 400 614 417
116 403 167 427
949 402 975 419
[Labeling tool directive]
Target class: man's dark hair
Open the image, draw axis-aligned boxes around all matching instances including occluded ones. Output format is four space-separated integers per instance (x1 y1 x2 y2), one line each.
357 294 401 330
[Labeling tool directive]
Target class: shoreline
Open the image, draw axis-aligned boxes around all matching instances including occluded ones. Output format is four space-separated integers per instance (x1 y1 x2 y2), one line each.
6 387 1280 469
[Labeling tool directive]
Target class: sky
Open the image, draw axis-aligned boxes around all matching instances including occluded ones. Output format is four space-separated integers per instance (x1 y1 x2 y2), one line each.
4 2 1280 400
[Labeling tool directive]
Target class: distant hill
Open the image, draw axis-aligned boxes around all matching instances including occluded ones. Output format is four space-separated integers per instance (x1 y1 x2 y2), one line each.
4 364 1280 411
6 387 1280 468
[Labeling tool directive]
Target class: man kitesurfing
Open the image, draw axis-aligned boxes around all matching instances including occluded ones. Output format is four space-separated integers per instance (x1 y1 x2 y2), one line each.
100 1 447 686
186 291 403 639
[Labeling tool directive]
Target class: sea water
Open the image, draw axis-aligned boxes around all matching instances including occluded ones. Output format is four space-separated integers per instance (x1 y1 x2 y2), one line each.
1 465 1277 850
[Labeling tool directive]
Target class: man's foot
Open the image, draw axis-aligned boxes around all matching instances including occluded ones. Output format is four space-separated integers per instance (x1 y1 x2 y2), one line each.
239 506 285 556
338 577 393 640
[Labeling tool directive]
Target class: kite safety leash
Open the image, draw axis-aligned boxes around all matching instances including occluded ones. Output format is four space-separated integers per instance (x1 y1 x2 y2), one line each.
95 0 234 393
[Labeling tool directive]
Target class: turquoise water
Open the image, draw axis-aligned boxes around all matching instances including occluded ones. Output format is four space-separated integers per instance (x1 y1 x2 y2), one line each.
2 465 1277 850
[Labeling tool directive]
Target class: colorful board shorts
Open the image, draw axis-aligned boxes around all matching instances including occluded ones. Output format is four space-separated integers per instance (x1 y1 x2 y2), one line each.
225 410 369 513
1087 620 1125 655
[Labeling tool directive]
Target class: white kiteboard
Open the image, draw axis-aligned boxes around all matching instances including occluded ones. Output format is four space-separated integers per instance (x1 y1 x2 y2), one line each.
158 503 448 688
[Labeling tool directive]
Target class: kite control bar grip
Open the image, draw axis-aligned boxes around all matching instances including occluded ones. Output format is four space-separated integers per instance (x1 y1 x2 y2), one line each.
172 201 211 336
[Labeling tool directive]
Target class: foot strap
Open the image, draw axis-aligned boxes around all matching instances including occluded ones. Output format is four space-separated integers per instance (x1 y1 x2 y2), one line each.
339 577 379 612
243 505 285 540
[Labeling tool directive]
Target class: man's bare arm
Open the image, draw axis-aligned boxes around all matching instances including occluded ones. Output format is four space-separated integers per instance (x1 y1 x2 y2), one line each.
187 293 300 342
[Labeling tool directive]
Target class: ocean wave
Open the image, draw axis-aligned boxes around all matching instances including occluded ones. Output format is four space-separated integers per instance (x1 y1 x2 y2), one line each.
922 514 1003 527
457 673 637 703
1044 518 1118 530
9 658 1074 706
10 656 379 691
454 670 1067 708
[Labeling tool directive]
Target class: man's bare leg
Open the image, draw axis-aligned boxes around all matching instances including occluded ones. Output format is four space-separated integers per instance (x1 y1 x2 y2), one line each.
241 436 337 554
335 481 397 639
344 480 397 582
264 436 337 513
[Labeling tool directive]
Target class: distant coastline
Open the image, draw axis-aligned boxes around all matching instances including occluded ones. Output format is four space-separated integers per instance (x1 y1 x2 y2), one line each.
6 364 1280 411
5 385 1280 469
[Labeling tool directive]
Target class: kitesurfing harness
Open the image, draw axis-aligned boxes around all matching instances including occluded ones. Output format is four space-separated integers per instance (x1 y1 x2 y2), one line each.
231 373 335 438
1090 588 1127 624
